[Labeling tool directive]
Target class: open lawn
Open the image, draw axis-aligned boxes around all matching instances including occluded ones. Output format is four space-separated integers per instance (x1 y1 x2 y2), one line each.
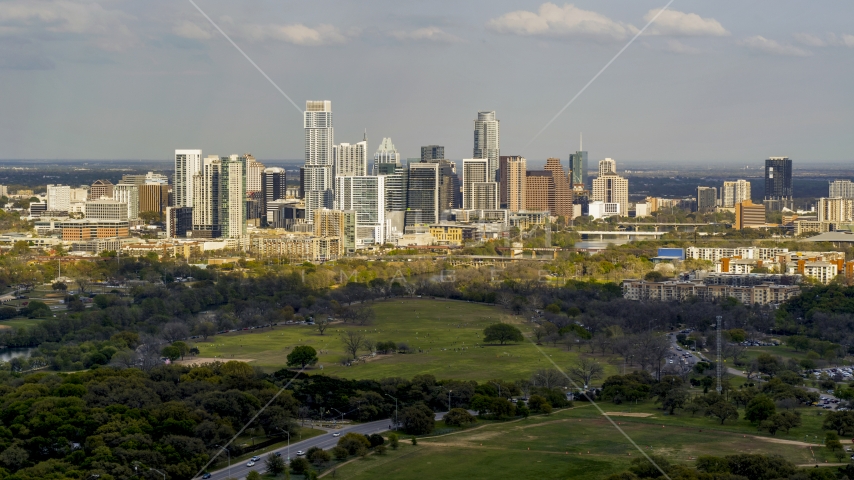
0 317 45 330
195 298 621 382
326 402 842 480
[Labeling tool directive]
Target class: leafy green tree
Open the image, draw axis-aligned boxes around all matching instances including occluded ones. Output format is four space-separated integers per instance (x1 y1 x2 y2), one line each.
527 395 552 414
400 404 435 435
706 399 739 424
161 345 181 361
482 323 523 345
286 345 318 368
22 300 50 318
246 470 261 480
307 447 330 465
745 395 776 424
661 388 688 415
51 282 67 291
289 457 311 475
826 432 844 461
265 453 286 475
368 434 385 448
332 446 349 460
337 433 371 455
171 341 189 359
388 432 399 450
443 408 476 427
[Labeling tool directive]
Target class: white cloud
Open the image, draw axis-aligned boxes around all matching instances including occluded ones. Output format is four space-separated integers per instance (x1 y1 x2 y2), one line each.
486 3 636 42
0 0 135 50
827 33 854 48
389 27 461 43
740 36 811 57
793 33 826 47
644 9 728 37
173 21 211 41
228 20 347 46
661 39 700 55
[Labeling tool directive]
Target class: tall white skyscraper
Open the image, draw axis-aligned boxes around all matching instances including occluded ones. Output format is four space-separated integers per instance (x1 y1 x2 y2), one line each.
175 149 202 208
722 180 751 207
220 155 247 238
335 175 386 246
592 158 628 215
304 101 334 223
474 111 500 182
245 155 265 193
46 184 71 212
334 141 367 177
113 184 140 220
191 155 246 238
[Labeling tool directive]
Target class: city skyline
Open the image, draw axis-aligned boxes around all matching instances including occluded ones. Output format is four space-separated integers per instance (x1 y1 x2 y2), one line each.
1 1 853 163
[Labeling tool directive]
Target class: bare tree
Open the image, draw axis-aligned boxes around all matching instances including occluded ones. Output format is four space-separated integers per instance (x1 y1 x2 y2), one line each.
531 368 569 389
567 358 604 388
315 317 331 335
161 322 190 343
196 321 217 340
532 327 549 345
341 331 366 360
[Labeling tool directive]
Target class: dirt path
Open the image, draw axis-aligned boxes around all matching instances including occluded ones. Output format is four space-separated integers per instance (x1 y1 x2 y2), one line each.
751 436 816 447
174 357 255 366
604 412 655 418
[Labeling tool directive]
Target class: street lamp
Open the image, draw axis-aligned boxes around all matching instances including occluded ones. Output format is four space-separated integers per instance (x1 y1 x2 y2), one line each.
215 445 231 479
385 394 399 429
278 429 291 463
490 382 502 398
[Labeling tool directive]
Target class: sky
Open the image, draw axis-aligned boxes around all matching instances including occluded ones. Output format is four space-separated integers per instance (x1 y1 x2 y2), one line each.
0 0 852 166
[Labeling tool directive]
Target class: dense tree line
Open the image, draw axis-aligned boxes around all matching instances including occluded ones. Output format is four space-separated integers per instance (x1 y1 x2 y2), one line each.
0 362 567 480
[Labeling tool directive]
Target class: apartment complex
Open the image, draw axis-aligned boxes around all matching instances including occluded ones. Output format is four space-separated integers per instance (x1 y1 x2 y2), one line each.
722 180 751 208
622 279 801 306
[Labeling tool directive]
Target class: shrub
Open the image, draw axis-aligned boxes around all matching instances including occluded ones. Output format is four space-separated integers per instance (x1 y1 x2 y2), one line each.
289 457 311 475
307 447 331 465
368 433 385 448
338 432 371 455
443 408 477 427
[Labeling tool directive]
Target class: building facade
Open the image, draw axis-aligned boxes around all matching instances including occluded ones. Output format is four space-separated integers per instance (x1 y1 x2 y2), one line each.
334 141 368 177
722 180 751 208
829 180 854 199
46 184 70 212
420 145 444 163
764 156 793 210
303 100 334 223
697 186 717 211
335 176 386 246
174 149 202 208
89 179 114 200
473 111 500 181
499 155 526 211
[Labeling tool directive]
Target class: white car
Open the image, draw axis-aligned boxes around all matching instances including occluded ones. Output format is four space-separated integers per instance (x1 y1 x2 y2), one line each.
246 461 255 467
332 432 341 437
250 456 261 462
296 450 305 456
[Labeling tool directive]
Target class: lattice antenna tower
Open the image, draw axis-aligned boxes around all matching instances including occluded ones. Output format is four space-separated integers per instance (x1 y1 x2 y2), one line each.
716 315 723 394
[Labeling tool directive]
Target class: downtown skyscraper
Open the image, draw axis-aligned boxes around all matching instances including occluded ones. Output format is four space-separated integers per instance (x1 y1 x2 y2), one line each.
174 149 202 208
303 100 334 223
474 111 500 182
764 156 793 210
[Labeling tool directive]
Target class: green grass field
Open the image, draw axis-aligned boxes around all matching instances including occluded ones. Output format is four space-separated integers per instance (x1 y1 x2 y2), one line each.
0 317 45 330
325 402 842 480
195 298 621 381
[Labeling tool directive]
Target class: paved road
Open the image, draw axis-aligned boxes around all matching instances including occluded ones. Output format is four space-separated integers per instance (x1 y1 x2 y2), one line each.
666 333 699 372
202 419 390 480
